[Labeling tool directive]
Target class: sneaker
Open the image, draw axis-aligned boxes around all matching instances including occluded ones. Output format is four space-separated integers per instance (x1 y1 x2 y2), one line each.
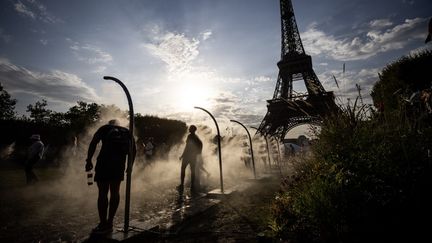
92 223 113 234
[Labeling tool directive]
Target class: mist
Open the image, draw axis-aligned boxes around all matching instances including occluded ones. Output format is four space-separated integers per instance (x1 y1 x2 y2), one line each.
0 104 294 243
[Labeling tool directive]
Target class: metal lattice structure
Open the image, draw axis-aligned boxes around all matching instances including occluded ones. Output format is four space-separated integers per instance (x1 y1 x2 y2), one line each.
257 0 338 140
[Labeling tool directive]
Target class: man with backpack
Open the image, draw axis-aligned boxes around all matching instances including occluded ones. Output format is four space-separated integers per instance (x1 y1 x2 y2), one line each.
85 119 135 234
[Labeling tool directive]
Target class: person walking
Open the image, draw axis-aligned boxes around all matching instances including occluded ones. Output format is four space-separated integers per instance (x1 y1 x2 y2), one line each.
25 134 44 184
177 125 202 194
85 119 135 234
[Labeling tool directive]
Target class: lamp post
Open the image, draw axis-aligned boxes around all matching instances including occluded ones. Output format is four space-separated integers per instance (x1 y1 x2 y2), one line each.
230 120 256 179
250 126 271 171
194 107 224 193
103 76 135 232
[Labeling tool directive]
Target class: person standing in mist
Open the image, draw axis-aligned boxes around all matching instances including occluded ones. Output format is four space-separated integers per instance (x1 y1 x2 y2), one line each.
177 125 203 194
25 134 44 184
85 119 135 234
144 137 155 164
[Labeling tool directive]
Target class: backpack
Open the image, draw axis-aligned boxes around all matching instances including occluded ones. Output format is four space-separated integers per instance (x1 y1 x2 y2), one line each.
104 126 131 155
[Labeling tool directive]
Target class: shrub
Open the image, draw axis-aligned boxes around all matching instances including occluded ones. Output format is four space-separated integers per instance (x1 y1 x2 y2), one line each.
271 98 432 242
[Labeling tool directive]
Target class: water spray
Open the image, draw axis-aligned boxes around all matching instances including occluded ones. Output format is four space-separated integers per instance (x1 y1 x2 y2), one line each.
250 126 272 170
230 120 256 179
194 107 224 193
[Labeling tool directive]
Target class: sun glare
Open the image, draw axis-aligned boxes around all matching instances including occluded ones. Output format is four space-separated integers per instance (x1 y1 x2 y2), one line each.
167 71 217 112
177 82 213 111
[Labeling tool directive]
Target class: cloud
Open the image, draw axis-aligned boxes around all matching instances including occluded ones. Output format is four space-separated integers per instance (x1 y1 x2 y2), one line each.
318 67 380 104
67 40 113 73
201 31 212 41
253 75 272 83
208 80 272 126
14 1 35 19
0 28 12 43
13 0 61 23
0 58 99 105
140 25 272 125
70 44 113 64
143 30 200 72
91 66 106 74
302 17 427 61
369 19 393 29
402 0 415 5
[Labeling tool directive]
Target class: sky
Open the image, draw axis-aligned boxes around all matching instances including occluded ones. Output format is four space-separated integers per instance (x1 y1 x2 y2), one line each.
0 0 431 128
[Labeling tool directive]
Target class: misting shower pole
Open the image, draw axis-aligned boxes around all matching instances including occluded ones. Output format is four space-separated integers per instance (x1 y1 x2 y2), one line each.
194 107 224 193
250 126 271 170
231 120 256 179
103 76 135 233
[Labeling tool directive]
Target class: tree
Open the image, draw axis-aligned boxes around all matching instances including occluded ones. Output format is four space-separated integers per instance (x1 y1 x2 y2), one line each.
371 50 432 113
0 83 17 120
48 112 67 127
65 101 100 131
26 99 52 123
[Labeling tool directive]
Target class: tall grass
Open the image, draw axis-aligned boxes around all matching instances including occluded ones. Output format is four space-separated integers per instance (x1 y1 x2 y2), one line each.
270 97 432 242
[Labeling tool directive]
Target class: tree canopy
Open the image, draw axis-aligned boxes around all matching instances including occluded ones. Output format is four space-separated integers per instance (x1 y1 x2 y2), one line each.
0 83 17 120
371 50 432 112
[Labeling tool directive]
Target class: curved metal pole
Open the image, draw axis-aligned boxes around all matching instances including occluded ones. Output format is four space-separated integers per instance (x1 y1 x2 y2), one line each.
194 107 224 193
103 76 135 232
250 126 271 170
231 120 256 179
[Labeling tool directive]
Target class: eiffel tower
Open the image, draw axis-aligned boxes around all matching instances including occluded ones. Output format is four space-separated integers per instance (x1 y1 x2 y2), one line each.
257 0 338 140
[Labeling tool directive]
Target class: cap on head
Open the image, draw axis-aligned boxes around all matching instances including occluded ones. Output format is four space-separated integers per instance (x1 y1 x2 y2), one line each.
108 119 120 126
189 125 197 133
30 134 40 140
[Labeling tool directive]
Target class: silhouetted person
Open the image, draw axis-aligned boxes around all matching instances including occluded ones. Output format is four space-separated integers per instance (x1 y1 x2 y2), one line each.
85 119 135 234
177 125 202 194
25 134 44 184
144 137 154 164
425 17 432 44
241 142 251 168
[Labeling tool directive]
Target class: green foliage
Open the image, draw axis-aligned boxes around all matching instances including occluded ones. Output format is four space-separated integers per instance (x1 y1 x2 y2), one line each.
135 114 187 146
1 97 187 166
64 101 101 132
272 52 432 242
26 99 52 123
0 83 17 120
371 50 432 113
47 112 67 127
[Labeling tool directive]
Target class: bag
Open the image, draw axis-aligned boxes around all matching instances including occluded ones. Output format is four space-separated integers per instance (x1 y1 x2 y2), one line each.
105 126 130 155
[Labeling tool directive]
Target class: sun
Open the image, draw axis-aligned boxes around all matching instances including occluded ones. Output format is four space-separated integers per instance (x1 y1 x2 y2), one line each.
177 82 213 111
164 69 219 113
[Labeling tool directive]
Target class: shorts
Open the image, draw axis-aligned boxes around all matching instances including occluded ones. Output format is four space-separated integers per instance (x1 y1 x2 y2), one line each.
94 160 125 182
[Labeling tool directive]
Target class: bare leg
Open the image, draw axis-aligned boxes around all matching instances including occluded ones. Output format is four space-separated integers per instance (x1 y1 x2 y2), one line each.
180 160 188 186
190 161 196 191
107 181 121 225
97 181 109 225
